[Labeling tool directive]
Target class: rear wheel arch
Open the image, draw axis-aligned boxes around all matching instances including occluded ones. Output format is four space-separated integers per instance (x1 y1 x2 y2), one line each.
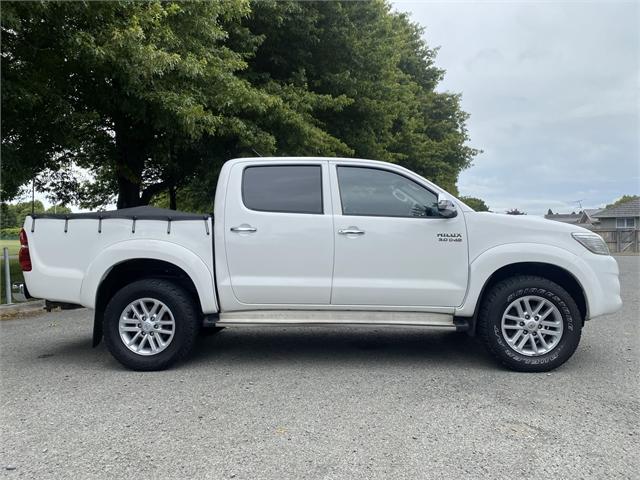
92 259 202 346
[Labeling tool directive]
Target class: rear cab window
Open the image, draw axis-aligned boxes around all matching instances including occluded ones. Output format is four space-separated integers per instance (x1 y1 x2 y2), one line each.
242 165 323 214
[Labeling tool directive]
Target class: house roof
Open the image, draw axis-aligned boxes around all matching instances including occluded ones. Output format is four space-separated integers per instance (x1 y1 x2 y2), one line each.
579 209 601 224
583 208 602 217
544 213 581 224
593 198 640 218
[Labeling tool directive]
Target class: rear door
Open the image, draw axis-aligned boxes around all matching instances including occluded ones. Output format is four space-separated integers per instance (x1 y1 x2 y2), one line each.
329 163 468 307
224 161 334 305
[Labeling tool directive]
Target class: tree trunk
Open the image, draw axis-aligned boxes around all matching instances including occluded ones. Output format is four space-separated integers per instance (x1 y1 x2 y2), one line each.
114 117 147 209
169 187 177 210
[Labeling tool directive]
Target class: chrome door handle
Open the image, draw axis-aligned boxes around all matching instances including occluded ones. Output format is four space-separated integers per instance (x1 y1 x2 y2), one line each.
230 225 257 233
338 228 365 235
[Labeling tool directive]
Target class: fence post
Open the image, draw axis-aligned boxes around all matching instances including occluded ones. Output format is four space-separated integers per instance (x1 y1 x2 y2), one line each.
3 247 12 305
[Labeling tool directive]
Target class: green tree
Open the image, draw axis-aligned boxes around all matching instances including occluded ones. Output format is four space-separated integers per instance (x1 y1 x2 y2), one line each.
241 1 477 195
506 208 526 215
0 203 18 229
45 205 72 215
2 0 477 211
606 195 639 209
460 196 489 212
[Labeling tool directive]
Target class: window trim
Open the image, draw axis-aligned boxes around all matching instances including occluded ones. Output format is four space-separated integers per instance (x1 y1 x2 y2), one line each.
335 165 442 219
241 164 325 215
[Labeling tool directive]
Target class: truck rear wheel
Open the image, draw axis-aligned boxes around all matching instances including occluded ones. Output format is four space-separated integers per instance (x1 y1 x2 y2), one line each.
103 279 199 371
478 275 582 372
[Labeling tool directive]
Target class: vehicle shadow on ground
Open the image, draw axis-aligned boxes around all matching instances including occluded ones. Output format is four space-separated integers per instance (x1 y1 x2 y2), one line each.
30 327 496 372
186 328 496 371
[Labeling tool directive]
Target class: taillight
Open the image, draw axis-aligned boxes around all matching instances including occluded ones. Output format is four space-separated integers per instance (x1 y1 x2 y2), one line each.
18 228 32 271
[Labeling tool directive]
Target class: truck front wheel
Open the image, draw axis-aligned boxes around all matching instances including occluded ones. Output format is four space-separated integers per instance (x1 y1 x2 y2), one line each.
103 279 199 371
478 275 582 372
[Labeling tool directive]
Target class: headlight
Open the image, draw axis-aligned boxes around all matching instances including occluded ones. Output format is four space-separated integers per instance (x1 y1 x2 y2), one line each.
572 233 610 255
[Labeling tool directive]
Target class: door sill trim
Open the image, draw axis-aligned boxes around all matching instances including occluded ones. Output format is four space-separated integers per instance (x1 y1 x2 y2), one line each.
216 310 455 329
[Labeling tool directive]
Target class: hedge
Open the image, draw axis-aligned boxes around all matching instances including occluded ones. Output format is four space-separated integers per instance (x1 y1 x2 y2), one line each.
0 227 21 239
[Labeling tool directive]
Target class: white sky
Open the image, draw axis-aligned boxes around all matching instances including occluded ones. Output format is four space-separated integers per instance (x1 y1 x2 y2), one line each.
393 0 640 214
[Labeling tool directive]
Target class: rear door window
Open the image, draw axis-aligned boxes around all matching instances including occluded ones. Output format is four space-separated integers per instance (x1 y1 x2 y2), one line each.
242 165 323 214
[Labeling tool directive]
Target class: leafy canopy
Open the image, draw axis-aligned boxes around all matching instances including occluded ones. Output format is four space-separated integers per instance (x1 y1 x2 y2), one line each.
459 196 489 212
1 0 478 210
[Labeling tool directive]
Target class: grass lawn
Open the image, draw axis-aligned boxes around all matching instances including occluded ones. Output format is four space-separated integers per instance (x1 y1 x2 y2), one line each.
1 257 24 304
0 239 20 256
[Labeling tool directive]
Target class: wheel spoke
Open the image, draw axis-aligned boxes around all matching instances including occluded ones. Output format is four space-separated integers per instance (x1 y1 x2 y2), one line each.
517 334 529 350
148 335 158 352
503 324 521 330
515 301 526 318
533 300 547 315
127 332 141 346
523 298 533 316
158 329 173 335
509 330 524 344
139 301 151 317
541 329 561 337
131 304 144 321
528 335 539 354
540 320 560 327
504 314 522 322
150 301 166 319
137 335 148 352
538 334 549 349
120 326 140 332
539 306 554 321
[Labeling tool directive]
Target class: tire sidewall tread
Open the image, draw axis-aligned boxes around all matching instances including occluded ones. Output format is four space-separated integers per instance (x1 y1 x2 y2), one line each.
478 275 582 372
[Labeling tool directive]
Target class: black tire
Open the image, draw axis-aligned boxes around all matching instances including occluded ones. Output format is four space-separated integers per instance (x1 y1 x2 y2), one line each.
103 279 200 371
478 275 582 372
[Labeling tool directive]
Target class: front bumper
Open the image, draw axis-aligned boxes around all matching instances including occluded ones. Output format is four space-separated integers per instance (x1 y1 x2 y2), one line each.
583 253 622 319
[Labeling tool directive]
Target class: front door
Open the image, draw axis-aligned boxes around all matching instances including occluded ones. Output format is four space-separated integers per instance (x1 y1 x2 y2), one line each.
330 164 468 307
224 162 334 305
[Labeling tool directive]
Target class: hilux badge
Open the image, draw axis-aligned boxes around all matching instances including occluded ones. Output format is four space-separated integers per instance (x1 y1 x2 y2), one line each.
437 233 463 243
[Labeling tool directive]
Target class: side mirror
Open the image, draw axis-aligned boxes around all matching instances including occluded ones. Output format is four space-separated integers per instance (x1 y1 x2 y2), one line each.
437 193 458 218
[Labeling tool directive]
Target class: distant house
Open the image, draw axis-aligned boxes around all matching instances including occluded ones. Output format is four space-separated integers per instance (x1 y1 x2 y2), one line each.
544 209 601 229
592 198 640 230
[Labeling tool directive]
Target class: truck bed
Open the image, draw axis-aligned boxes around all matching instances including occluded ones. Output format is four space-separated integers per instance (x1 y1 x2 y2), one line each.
23 206 216 310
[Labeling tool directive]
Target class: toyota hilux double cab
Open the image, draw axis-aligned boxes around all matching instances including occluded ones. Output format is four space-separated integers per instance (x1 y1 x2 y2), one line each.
15 157 622 372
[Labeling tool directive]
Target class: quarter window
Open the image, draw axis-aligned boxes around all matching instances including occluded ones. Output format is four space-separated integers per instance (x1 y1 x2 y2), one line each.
337 166 439 218
242 165 323 214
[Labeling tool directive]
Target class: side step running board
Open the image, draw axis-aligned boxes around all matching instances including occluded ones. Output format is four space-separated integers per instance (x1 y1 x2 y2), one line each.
216 310 457 329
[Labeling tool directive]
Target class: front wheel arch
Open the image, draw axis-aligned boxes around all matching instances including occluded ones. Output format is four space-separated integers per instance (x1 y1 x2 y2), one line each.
465 262 588 336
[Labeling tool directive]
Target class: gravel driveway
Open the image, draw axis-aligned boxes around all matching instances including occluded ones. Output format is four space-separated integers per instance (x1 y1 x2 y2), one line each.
1 257 638 479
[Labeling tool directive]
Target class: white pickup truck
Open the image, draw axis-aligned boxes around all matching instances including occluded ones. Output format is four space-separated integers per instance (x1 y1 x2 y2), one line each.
16 157 622 372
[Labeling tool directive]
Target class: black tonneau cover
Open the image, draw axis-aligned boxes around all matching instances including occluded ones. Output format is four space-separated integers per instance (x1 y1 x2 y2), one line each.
30 206 211 221
28 206 211 234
